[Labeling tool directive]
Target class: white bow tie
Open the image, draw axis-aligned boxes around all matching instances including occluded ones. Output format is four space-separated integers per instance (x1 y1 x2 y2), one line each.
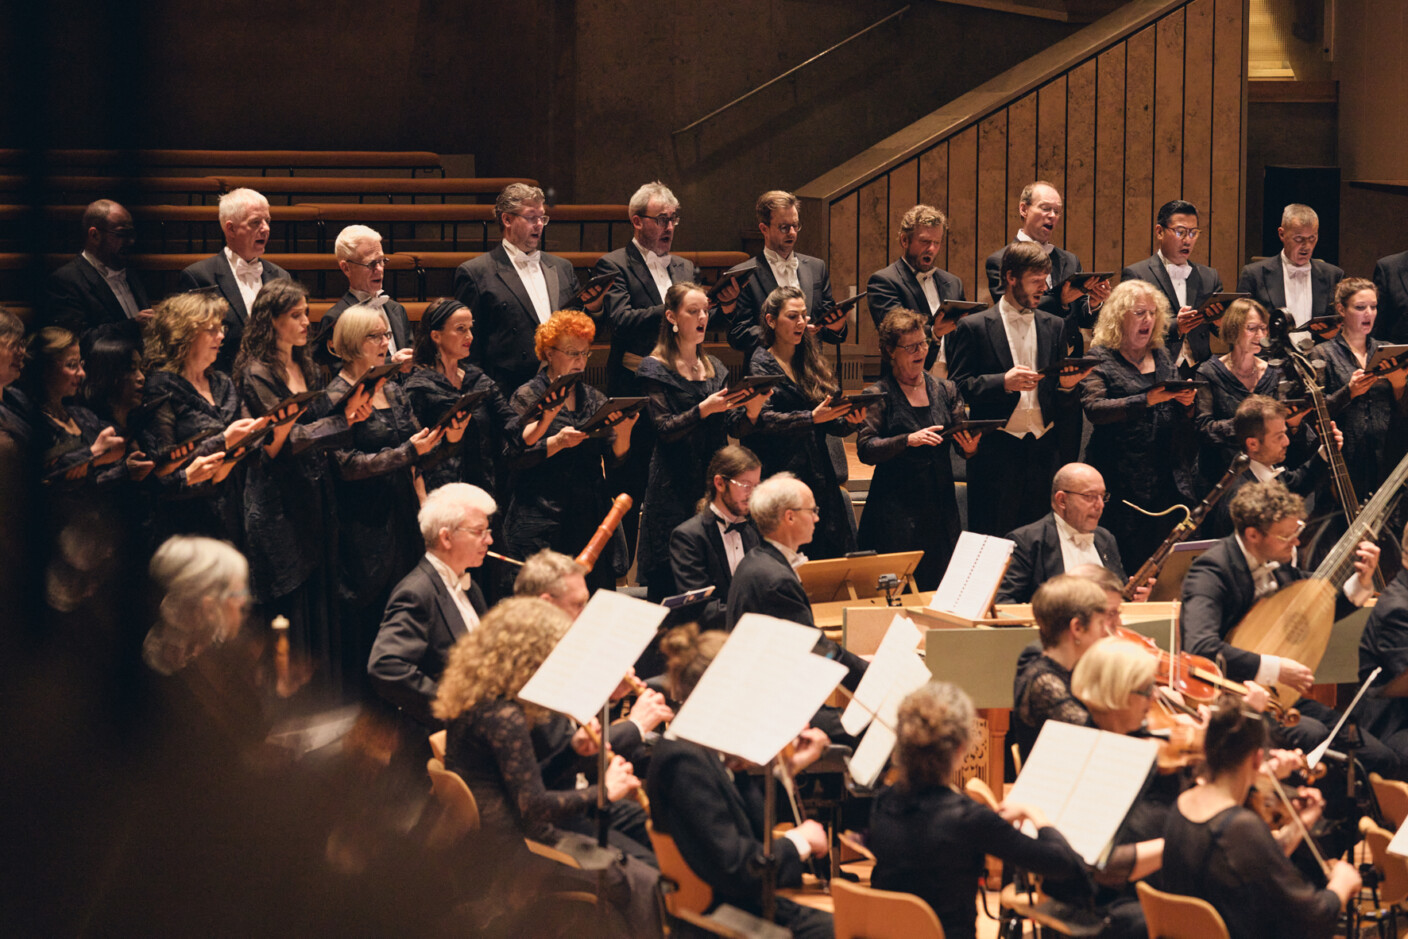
790 552 809 570
1069 532 1094 550
1167 263 1191 283
515 252 542 271
1287 265 1311 279
1252 560 1280 575
765 249 798 273
645 252 671 274
232 257 263 281
364 292 390 310
915 268 936 284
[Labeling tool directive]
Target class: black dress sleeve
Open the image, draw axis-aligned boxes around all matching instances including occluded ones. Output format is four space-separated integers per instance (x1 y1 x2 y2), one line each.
479 699 600 841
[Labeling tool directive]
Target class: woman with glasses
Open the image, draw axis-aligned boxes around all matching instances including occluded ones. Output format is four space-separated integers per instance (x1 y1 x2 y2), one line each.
327 304 458 695
505 310 638 592
0 307 28 445
856 308 978 589
635 283 765 599
735 286 865 560
1081 280 1198 566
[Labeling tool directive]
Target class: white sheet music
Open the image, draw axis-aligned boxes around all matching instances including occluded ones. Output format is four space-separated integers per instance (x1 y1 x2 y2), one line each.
842 614 928 736
1004 721 1160 865
1388 813 1408 859
666 613 849 766
517 590 668 725
930 532 1014 620
847 720 897 789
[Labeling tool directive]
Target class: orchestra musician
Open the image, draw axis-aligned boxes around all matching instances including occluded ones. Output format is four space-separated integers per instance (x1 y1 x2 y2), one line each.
668 444 763 633
866 205 966 375
1357 522 1408 766
1236 204 1345 331
512 548 592 620
868 680 1087 939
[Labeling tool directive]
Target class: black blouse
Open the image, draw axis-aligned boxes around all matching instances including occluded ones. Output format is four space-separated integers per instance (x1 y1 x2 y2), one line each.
1311 334 1401 497
1011 653 1094 764
1193 356 1284 485
403 363 515 498
140 369 244 543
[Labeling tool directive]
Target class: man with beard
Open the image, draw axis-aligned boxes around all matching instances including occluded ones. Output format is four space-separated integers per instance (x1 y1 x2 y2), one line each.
45 199 152 338
668 444 762 632
867 204 966 375
1120 199 1225 373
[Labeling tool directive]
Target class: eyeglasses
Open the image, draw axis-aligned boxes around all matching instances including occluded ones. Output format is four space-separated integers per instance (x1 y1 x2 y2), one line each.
204 324 227 336
347 256 388 270
551 347 591 360
727 478 757 493
454 526 492 541
98 226 136 239
1267 519 1307 543
641 213 682 228
365 330 392 342
1059 490 1111 503
774 223 801 234
1167 227 1202 240
791 505 821 517
509 212 550 227
896 340 932 355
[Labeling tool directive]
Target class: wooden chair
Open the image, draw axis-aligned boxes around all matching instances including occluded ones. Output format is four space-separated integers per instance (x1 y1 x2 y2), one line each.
963 777 1001 811
1371 772 1408 830
647 821 714 917
428 729 447 761
1358 815 1408 936
425 757 480 849
831 879 944 938
1136 882 1230 939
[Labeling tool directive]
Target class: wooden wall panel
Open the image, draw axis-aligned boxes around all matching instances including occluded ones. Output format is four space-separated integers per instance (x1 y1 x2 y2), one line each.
829 192 858 334
1007 93 1038 229
977 113 1009 303
948 127 980 306
1037 78 1069 249
1154 9 1186 207
856 178 890 353
1065 59 1098 267
1183 0 1215 267
887 158 918 266
1208 0 1244 280
1094 44 1127 274
1124 27 1157 263
918 143 950 273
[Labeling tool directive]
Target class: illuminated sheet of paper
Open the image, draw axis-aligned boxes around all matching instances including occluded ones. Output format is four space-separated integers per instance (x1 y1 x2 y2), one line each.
1388 813 1408 859
931 532 1014 620
847 720 897 789
518 590 667 725
842 614 926 735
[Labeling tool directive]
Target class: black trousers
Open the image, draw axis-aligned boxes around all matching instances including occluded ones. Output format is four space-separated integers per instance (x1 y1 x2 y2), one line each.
966 428 1059 538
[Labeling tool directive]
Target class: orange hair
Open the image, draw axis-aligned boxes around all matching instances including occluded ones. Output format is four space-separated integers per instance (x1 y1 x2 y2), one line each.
534 310 596 362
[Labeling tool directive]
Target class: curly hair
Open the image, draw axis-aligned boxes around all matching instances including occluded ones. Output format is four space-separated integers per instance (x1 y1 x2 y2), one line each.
1091 279 1170 351
649 282 715 378
432 597 570 726
894 680 975 790
147 291 229 374
660 622 728 703
1227 479 1304 535
1070 637 1157 712
760 286 835 403
534 309 595 363
877 308 928 353
233 279 316 387
1218 298 1268 350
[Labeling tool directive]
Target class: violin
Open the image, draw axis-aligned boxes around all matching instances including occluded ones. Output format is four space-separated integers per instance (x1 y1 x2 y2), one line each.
1145 688 1206 773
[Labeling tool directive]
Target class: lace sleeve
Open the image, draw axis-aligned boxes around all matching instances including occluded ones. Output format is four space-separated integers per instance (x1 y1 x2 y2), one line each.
1018 670 1093 731
480 700 599 840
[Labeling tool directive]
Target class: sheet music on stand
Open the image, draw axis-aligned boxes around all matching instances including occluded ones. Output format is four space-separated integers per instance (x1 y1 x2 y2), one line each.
929 532 1015 621
840 615 932 788
1306 666 1381 770
518 590 668 725
666 613 849 767
1004 721 1159 866
1388 812 1408 859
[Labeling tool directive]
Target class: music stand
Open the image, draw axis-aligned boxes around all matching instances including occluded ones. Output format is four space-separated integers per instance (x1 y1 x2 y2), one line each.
1148 539 1215 601
795 551 925 603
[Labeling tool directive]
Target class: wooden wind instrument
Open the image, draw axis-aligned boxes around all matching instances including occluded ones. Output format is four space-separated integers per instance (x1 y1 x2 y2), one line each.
580 721 649 810
272 614 293 699
576 493 633 572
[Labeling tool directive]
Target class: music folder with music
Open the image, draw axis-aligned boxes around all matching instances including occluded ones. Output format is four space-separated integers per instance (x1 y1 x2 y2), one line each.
841 614 932 788
924 532 1014 626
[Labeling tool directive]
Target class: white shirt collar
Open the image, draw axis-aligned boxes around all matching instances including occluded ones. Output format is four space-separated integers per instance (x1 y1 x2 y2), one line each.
998 293 1032 320
634 237 669 262
1053 511 1094 547
1247 458 1282 482
710 502 743 526
425 551 468 591
502 239 540 265
1233 533 1279 574
1157 249 1190 270
763 246 797 267
766 537 805 571
1280 250 1310 273
1015 230 1055 255
81 250 123 278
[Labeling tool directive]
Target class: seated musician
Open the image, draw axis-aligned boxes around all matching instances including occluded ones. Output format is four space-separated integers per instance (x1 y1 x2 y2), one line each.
668 444 762 632
868 680 1087 939
646 623 835 939
997 462 1137 604
1181 479 1399 775
1161 699 1361 939
1357 522 1408 767
512 548 592 620
434 597 661 938
725 472 867 691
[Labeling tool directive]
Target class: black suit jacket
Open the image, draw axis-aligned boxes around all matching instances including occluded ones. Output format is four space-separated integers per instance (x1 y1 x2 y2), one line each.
1203 461 1329 539
1236 254 1344 325
866 259 965 370
453 245 585 392
593 244 703 396
946 304 1076 426
367 556 488 727
177 252 292 374
44 255 150 337
670 510 760 632
985 241 1092 328
1372 250 1408 343
314 291 413 368
1120 254 1224 366
995 513 1126 604
724 252 846 354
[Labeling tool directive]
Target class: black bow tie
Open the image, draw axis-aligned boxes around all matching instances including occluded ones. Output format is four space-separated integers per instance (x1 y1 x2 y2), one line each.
723 520 750 535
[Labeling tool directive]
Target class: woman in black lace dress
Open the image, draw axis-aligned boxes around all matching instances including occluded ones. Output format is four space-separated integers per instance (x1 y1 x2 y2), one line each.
1194 299 1289 488
435 597 660 938
636 283 765 598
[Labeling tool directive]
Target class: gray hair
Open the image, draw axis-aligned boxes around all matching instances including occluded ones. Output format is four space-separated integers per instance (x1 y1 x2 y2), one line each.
218 188 269 226
330 304 389 362
334 224 383 261
495 183 547 228
748 472 806 535
514 549 587 598
629 181 679 218
419 483 497 548
1281 203 1319 229
143 536 249 675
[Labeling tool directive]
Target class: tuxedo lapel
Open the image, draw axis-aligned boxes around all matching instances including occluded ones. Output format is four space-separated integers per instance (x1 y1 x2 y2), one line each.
1263 256 1287 310
491 247 542 333
986 312 1015 371
626 242 663 305
703 516 731 590
667 255 693 286
213 263 249 323
423 563 469 640
75 256 128 324
752 255 780 297
1311 262 1335 317
542 260 563 308
1147 257 1180 310
798 256 818 312
896 262 930 313
1040 516 1065 576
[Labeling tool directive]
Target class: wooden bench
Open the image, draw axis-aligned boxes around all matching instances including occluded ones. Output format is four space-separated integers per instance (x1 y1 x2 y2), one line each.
0 176 225 205
5 149 443 176
294 202 631 252
210 175 537 204
33 204 321 253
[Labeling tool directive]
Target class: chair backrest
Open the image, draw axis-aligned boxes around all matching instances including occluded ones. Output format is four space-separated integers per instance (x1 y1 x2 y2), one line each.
647 820 714 916
1360 815 1408 906
832 879 945 939
963 777 1001 811
1136 881 1230 939
426 757 480 848
429 729 447 761
1372 772 1408 830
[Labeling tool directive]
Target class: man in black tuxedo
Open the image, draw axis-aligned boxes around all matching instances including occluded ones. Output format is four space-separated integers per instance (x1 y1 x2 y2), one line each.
513 547 592 620
177 188 290 373
314 224 413 370
453 183 605 394
996 463 1133 604
867 203 965 374
1372 249 1408 343
1357 524 1408 762
44 199 151 339
1120 199 1225 373
367 483 494 730
984 180 1110 332
949 241 1092 538
669 444 762 632
1180 479 1395 772
1236 203 1343 332
724 190 848 356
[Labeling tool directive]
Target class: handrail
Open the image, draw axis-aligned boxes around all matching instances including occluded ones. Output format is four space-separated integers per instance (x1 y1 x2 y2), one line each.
797 0 1191 202
673 5 911 136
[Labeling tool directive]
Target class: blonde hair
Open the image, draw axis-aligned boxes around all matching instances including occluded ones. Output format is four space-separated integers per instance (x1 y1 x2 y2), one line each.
514 549 588 600
331 304 390 363
432 597 570 725
660 622 728 702
894 680 975 790
147 291 229 373
1070 638 1157 711
1091 279 1169 351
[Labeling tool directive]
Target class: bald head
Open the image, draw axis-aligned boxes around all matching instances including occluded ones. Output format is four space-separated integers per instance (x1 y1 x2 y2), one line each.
82 200 134 268
1051 463 1107 533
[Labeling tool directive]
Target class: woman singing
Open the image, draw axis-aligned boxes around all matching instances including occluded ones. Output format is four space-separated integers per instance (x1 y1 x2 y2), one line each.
1194 299 1286 487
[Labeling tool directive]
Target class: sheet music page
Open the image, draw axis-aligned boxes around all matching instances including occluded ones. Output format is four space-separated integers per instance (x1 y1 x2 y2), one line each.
930 532 1015 620
518 590 667 724
1052 733 1160 865
666 614 848 766
1389 814 1408 859
841 614 927 735
847 720 897 789
1005 722 1099 825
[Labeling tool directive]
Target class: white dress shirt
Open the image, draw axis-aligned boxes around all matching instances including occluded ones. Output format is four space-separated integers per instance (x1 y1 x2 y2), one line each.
763 247 801 289
502 240 554 325
425 551 480 634
765 538 807 573
905 258 947 372
710 503 748 575
224 246 263 313
1158 250 1192 309
1015 230 1055 288
1054 512 1104 572
350 287 399 352
997 294 1049 439
635 238 674 303
81 251 141 320
1280 251 1313 327
1248 459 1282 483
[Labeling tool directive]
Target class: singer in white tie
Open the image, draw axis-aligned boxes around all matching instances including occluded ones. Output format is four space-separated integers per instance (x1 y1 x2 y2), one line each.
1237 203 1343 331
178 188 290 373
866 204 967 375
316 224 413 369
